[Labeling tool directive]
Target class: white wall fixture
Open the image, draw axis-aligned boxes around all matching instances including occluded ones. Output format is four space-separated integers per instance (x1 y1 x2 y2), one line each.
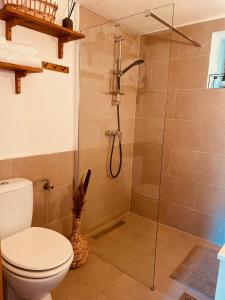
215 245 225 300
207 31 225 89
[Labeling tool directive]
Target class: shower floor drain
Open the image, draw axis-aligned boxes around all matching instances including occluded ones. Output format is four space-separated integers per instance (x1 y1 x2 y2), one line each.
180 292 198 300
92 220 125 239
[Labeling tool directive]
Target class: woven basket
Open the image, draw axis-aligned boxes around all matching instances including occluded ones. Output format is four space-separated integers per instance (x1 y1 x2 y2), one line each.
70 217 89 269
1 0 58 22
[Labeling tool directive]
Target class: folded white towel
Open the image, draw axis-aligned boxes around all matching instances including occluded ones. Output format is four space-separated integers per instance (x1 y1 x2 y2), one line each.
0 36 38 56
0 36 41 68
6 51 42 68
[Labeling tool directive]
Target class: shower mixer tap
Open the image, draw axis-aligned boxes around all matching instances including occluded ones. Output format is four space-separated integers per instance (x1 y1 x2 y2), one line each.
105 130 122 141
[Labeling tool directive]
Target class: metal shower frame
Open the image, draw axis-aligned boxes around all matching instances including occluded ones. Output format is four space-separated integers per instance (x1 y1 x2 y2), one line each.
144 9 201 47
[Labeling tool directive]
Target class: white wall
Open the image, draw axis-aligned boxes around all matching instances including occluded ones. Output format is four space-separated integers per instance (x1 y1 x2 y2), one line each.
0 1 80 160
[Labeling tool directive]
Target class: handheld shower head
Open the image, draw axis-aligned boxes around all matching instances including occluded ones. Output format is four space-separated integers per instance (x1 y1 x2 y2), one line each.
121 59 144 75
116 59 144 91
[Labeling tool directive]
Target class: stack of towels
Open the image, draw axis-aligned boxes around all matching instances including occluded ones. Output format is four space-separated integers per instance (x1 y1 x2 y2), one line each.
0 36 41 68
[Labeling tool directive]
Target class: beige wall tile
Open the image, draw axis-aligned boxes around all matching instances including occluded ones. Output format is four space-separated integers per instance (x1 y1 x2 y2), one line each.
151 61 170 91
82 187 129 234
0 159 12 180
132 163 144 186
79 147 108 179
120 90 137 119
161 147 171 174
196 183 225 219
79 117 102 150
137 62 152 91
80 82 113 118
170 149 225 186
120 118 135 144
12 154 46 182
169 56 209 90
44 152 75 186
160 174 196 208
143 144 163 173
47 215 73 237
136 91 167 119
201 122 225 154
32 187 48 227
80 45 103 85
146 119 164 145
134 118 147 143
159 201 225 245
174 89 225 121
140 31 180 63
48 184 73 224
164 119 202 150
144 170 161 186
131 193 158 221
165 91 176 119
12 151 75 186
179 18 225 58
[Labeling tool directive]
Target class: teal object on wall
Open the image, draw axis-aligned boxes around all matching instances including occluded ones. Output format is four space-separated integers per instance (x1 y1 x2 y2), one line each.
211 39 225 88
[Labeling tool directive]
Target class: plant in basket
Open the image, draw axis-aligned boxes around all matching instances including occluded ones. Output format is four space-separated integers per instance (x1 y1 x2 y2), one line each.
70 169 91 269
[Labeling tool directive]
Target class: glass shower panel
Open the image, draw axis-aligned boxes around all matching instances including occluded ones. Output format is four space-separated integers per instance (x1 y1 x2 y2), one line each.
78 4 174 289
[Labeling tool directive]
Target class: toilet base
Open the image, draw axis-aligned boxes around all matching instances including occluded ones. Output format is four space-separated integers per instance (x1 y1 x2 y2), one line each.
41 294 52 300
4 281 52 300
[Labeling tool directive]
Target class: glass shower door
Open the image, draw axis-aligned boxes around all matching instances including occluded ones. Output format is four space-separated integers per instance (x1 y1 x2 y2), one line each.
78 4 174 289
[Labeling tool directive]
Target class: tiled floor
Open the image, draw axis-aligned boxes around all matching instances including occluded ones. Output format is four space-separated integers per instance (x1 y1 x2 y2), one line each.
53 213 219 300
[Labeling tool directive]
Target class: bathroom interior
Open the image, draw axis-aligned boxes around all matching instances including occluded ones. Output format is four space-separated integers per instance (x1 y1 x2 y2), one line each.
1 0 225 300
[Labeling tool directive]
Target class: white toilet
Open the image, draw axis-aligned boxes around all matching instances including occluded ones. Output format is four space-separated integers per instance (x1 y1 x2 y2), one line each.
0 178 74 300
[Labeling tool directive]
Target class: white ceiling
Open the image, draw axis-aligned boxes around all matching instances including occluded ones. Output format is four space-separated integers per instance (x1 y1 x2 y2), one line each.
78 0 225 34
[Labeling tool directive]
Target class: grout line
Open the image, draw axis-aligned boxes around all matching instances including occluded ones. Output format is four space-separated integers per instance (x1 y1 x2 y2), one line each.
165 197 225 224
198 120 204 151
172 89 177 118
9 159 13 177
194 181 198 209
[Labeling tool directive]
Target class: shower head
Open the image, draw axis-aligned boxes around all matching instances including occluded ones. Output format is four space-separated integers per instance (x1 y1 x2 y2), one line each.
120 59 144 76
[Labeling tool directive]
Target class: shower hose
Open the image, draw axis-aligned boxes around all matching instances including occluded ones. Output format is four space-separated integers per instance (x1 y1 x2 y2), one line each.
109 105 122 178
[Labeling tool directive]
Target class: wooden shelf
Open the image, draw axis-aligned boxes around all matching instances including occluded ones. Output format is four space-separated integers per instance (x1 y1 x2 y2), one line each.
0 61 43 94
0 5 85 58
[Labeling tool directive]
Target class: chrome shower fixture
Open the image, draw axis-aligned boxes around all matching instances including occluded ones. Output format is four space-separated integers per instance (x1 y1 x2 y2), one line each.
105 34 144 179
119 59 144 76
116 59 144 92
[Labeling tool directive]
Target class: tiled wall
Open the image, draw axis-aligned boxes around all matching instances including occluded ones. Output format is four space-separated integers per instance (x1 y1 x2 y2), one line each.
79 7 139 234
0 151 75 237
131 30 172 220
132 18 225 246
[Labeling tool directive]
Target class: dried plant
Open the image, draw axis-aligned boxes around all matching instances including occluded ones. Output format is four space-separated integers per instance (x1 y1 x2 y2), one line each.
73 169 91 219
67 0 75 18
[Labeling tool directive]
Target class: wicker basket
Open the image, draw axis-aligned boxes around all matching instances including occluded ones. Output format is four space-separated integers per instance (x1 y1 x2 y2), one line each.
1 0 58 22
70 217 89 269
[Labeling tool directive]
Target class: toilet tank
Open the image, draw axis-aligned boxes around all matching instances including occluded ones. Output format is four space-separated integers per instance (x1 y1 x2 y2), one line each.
0 178 33 240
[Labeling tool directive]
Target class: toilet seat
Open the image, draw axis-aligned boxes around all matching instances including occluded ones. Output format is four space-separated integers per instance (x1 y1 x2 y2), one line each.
1 227 73 279
2 255 73 279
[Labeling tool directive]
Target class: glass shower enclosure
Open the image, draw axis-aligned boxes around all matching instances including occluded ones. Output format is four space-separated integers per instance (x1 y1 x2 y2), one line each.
78 4 174 289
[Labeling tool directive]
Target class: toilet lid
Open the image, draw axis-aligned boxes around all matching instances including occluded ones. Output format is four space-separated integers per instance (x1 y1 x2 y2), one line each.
1 227 73 271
